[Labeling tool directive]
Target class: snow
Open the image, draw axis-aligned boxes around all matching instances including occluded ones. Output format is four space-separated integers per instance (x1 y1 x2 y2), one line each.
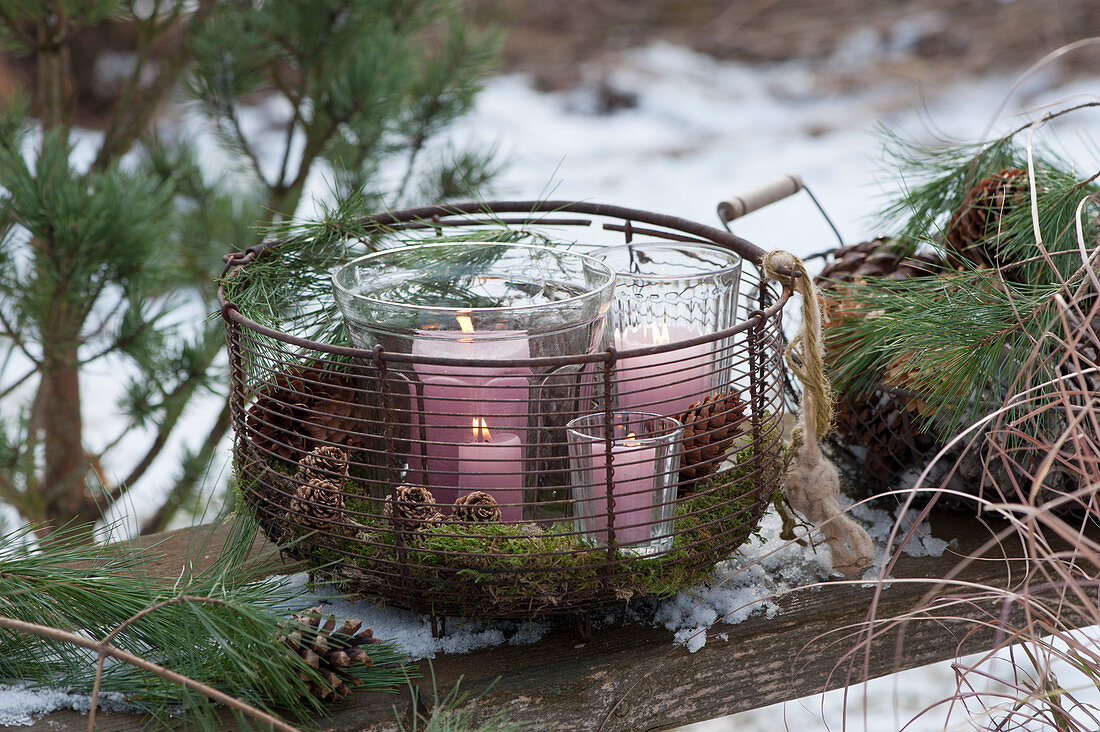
0 684 128 727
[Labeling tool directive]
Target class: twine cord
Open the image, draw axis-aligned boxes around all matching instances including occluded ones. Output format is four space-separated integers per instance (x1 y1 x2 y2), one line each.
763 251 873 577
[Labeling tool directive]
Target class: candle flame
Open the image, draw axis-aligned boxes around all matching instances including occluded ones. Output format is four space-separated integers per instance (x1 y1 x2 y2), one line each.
472 417 491 442
456 314 475 334
650 322 670 346
623 431 640 447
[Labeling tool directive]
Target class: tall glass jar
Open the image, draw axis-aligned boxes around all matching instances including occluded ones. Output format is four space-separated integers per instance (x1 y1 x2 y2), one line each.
333 243 616 520
592 242 743 418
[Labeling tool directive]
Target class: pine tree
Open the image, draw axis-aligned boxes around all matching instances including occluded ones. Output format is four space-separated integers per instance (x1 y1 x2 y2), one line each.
0 0 501 534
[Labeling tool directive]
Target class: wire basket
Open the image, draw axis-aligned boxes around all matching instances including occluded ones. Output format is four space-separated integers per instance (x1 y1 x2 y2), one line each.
219 201 790 621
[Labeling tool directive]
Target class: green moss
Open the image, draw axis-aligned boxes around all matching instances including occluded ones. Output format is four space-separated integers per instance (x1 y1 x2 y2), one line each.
618 448 764 596
248 446 772 618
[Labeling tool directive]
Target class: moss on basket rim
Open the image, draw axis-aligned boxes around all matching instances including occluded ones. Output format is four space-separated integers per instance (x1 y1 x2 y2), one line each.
240 445 772 617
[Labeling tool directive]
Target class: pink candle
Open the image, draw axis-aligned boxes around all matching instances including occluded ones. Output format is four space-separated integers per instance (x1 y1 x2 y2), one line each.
410 319 530 511
615 323 712 417
587 433 659 546
458 419 524 522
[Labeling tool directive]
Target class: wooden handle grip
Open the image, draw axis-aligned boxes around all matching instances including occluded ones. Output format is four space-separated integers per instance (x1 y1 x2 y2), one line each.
717 174 804 222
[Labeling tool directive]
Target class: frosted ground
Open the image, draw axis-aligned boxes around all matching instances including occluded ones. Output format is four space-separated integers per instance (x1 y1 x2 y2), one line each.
4 38 1100 729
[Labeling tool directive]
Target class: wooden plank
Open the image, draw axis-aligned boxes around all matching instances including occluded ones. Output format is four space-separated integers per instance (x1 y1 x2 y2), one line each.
27 513 1048 731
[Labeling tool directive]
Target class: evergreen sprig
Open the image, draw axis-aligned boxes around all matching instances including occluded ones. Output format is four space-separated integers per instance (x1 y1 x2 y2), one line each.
222 199 562 351
0 515 408 727
829 115 1100 438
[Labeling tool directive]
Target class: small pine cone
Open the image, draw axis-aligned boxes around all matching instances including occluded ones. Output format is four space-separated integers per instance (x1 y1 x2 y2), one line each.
453 491 502 523
296 445 349 482
676 392 748 487
288 477 350 536
383 485 444 530
944 168 1029 273
279 605 384 701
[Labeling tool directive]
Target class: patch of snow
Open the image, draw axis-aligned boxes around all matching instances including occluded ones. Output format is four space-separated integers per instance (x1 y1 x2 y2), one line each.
832 27 887 69
279 573 551 661
0 684 128 727
887 13 948 56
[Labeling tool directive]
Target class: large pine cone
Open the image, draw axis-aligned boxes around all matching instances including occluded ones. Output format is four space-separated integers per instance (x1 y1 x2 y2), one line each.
382 484 444 530
817 237 943 290
818 237 944 335
830 387 942 492
944 168 1029 274
246 364 374 466
453 491 502 522
676 391 747 487
279 606 383 700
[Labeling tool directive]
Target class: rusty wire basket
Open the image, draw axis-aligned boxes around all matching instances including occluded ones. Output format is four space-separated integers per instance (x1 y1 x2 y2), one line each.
219 201 790 621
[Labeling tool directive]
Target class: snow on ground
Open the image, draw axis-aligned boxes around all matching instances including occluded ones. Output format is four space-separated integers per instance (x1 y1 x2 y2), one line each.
4 38 1100 729
0 684 128 727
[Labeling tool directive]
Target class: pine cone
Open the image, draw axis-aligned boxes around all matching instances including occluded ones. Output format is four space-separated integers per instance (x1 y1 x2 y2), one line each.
296 445 349 482
288 477 351 536
453 491 502 523
279 606 383 700
246 364 373 466
817 237 943 291
676 391 747 487
831 387 939 487
383 485 444 530
944 168 1029 273
817 237 944 334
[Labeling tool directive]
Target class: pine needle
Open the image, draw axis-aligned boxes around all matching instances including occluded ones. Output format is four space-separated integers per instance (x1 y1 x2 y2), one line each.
830 115 1100 441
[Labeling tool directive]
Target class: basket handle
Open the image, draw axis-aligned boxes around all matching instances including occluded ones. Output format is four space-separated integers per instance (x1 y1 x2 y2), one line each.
717 174 803 223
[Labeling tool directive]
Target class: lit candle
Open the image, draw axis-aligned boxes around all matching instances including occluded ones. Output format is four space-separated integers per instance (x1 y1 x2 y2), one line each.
457 418 524 522
615 322 712 417
410 313 531 510
586 432 661 546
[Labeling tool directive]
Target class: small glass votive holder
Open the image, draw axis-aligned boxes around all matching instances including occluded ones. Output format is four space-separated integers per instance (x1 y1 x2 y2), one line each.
590 242 742 418
566 411 683 557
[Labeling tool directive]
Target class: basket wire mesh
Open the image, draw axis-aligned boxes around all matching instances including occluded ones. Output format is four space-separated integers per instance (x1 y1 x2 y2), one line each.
220 201 791 620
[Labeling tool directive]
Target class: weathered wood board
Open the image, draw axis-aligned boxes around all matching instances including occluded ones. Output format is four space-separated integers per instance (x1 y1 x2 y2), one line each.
28 512 1048 731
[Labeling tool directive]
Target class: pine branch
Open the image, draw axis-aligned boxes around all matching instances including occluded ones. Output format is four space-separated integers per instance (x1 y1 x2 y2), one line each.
831 108 1100 442
0 367 34 400
0 306 39 366
0 4 37 48
222 98 271 190
266 113 343 225
117 326 224 492
0 613 302 732
0 517 408 723
93 0 219 170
